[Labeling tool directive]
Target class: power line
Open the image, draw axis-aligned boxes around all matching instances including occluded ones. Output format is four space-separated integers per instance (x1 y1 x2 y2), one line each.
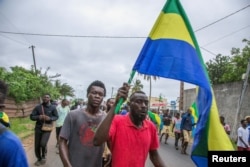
0 4 249 39
199 25 250 56
0 33 28 46
0 11 32 44
1 23 248 57
195 4 250 32
0 31 146 39
0 4 249 57
0 26 247 57
200 47 217 56
202 25 250 47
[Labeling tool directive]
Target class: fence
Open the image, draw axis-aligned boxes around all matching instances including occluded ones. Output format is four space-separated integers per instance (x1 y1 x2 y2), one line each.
4 97 40 118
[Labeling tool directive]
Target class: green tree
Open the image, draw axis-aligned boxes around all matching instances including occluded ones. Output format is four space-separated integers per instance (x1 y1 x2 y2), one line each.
2 66 42 103
60 83 75 98
142 75 159 107
54 80 75 99
206 54 232 84
206 39 250 84
0 66 74 103
131 79 143 93
230 39 250 81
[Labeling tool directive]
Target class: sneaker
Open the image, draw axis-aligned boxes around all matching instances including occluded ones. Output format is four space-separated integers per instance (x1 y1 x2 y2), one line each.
40 158 46 165
175 146 179 150
34 160 41 166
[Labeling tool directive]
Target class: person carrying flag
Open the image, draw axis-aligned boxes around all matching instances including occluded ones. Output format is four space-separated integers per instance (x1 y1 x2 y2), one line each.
94 83 166 167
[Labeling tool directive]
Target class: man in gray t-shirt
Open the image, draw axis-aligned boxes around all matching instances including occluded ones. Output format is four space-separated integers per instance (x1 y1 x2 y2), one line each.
59 80 107 167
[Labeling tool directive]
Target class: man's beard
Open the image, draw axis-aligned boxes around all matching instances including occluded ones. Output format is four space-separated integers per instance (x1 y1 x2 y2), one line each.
131 112 146 122
42 101 49 105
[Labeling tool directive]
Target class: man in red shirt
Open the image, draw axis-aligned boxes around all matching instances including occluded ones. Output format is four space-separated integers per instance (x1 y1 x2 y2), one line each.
94 83 166 167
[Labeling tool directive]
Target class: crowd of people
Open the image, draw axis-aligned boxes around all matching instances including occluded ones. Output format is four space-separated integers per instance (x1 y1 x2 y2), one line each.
157 108 196 155
0 79 250 167
28 80 166 167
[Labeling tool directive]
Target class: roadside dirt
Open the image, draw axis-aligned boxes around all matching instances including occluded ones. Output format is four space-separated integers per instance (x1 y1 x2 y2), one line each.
22 135 34 152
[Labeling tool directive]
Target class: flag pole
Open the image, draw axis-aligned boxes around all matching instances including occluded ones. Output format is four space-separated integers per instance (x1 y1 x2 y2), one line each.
179 81 184 111
114 70 136 114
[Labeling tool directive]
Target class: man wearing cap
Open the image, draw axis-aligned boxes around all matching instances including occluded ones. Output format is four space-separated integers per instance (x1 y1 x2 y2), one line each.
0 80 29 167
0 109 10 127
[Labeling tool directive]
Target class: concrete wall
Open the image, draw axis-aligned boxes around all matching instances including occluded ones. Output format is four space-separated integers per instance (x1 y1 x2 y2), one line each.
184 81 250 135
4 97 40 118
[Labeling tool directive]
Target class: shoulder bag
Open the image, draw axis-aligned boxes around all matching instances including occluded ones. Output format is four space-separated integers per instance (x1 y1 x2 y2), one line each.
41 105 54 131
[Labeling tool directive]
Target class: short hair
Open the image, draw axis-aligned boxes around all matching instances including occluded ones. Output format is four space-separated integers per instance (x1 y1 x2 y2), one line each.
61 99 67 103
241 119 246 124
44 93 51 97
220 116 225 121
107 98 115 103
129 91 146 101
87 80 106 97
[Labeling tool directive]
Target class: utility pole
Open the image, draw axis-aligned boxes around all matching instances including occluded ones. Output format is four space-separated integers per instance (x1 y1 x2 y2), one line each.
29 45 37 74
29 45 41 103
231 59 250 139
111 87 114 98
179 81 184 111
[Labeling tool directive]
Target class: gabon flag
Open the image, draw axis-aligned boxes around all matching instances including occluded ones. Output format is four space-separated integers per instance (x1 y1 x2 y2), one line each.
131 0 234 166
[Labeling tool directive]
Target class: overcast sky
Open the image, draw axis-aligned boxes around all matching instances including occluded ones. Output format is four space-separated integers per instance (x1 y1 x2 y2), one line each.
0 0 249 103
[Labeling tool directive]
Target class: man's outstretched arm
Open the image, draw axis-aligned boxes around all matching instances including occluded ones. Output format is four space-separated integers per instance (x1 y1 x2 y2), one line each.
93 104 116 146
93 83 129 146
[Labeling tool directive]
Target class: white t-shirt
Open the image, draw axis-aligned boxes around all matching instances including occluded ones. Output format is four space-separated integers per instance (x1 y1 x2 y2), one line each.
172 117 182 133
56 105 70 127
237 127 250 148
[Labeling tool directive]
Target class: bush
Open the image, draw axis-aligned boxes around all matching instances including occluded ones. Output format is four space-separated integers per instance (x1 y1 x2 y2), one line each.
9 117 35 140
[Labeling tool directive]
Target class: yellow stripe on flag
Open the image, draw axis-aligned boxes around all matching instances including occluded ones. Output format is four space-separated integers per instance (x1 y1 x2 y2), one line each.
149 12 194 47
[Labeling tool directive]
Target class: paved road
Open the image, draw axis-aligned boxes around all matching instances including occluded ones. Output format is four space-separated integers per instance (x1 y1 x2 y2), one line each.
146 136 195 167
25 130 195 167
25 130 63 167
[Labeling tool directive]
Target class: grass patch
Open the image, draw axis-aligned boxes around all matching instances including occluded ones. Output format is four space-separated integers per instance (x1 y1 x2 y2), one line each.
9 117 35 140
230 138 237 151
